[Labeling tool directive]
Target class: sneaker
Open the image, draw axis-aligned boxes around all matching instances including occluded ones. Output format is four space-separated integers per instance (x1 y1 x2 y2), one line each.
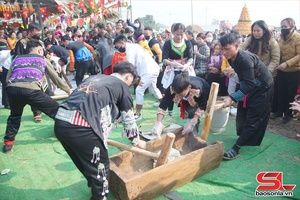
134 114 142 121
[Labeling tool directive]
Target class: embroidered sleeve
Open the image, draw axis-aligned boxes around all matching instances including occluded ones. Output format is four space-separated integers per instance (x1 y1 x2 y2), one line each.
194 108 204 117
121 109 139 139
117 84 139 140
130 136 140 147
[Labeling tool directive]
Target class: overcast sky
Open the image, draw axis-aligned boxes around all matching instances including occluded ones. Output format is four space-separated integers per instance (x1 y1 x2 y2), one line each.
127 0 300 28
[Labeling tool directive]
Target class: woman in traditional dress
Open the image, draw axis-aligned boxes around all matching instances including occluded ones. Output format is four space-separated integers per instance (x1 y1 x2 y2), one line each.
161 23 194 116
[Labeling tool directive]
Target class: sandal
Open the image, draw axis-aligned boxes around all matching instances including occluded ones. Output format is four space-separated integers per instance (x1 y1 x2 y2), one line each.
223 148 240 160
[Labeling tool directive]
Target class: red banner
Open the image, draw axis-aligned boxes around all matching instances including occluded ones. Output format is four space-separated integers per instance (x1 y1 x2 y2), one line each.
4 12 11 20
102 8 108 17
13 22 19 28
83 8 87 14
40 7 47 15
98 0 104 7
88 0 95 10
21 10 28 18
77 18 84 27
68 2 74 11
53 19 60 25
56 5 63 13
67 15 72 27
78 1 85 9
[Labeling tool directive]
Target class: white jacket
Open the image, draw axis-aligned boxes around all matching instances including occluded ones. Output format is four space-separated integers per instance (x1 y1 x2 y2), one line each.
125 43 159 79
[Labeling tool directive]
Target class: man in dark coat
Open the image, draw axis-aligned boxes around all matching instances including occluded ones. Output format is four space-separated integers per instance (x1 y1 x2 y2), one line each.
220 32 273 160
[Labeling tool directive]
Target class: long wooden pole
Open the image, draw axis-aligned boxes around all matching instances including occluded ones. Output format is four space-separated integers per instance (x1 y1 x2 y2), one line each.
61 70 72 89
200 82 219 141
107 139 159 160
51 94 69 100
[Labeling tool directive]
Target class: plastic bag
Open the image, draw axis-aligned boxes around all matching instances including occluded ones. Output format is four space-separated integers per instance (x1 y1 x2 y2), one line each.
161 66 175 89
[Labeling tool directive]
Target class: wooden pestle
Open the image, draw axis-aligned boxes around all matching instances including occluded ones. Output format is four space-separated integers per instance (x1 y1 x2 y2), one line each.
155 133 176 167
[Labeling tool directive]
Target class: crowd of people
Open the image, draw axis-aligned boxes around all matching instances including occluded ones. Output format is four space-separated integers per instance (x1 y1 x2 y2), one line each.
0 16 300 199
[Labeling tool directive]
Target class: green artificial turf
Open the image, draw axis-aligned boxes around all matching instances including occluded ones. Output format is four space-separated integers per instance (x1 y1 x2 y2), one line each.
0 93 299 200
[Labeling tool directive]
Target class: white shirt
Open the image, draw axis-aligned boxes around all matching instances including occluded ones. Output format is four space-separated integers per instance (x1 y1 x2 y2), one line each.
0 50 12 70
125 43 159 78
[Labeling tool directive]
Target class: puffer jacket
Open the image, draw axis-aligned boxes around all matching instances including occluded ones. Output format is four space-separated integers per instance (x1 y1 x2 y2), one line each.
239 37 280 77
279 30 300 72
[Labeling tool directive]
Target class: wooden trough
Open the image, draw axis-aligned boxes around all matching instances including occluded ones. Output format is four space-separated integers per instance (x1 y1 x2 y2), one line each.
109 129 224 200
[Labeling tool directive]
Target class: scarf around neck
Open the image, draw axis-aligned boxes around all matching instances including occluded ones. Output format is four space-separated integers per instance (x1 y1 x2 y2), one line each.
171 39 186 59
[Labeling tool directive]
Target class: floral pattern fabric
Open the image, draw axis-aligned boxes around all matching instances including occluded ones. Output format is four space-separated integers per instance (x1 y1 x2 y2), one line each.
171 88 201 107
100 105 112 148
121 109 139 139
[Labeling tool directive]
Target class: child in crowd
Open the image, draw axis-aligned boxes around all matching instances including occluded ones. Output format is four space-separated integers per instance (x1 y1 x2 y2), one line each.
206 43 227 96
221 58 239 95
221 58 239 116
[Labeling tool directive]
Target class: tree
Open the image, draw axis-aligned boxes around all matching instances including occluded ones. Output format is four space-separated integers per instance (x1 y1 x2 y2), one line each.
138 14 156 29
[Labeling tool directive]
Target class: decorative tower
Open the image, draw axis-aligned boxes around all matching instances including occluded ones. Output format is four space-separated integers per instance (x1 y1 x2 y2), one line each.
235 5 252 36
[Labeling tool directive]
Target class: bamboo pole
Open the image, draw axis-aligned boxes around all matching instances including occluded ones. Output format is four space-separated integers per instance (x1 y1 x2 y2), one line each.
61 70 72 89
